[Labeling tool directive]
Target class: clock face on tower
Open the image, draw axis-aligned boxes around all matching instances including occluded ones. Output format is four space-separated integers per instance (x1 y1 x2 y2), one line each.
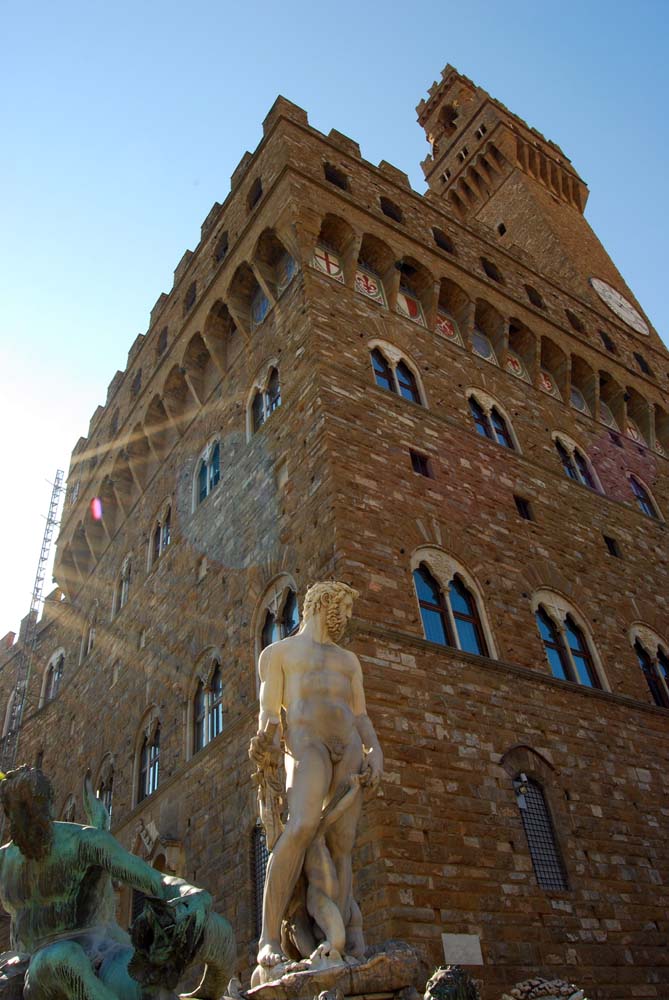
590 277 649 336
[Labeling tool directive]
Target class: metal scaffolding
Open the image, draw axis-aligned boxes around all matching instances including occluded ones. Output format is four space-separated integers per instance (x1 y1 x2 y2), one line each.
0 469 64 774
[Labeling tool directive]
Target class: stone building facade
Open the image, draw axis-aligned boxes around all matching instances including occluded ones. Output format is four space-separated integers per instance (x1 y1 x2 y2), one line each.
1 65 668 999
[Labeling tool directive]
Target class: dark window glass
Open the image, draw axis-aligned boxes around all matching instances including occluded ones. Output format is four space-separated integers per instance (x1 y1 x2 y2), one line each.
267 368 281 412
138 737 149 802
198 461 208 504
574 449 596 490
147 726 160 796
598 330 617 353
48 656 64 700
157 326 168 355
635 641 668 707
432 227 455 253
657 647 669 687
97 774 113 818
131 370 142 397
555 440 578 481
396 362 421 404
565 309 585 334
490 407 514 449
410 450 431 477
210 444 220 489
517 778 568 891
324 163 348 190
564 616 600 688
252 391 265 432
380 196 402 222
251 826 270 937
248 178 262 211
481 257 503 283
413 565 452 646
194 681 206 753
371 349 395 393
514 496 533 521
525 284 545 309
261 611 278 651
603 534 620 557
209 664 223 739
630 477 656 518
163 508 171 549
633 352 653 377
184 282 196 313
449 577 488 656
153 523 161 564
536 608 570 681
469 398 492 439
282 590 299 636
214 231 229 263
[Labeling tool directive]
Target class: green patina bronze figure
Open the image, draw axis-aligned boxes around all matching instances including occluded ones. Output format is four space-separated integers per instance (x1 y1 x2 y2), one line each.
0 766 236 1000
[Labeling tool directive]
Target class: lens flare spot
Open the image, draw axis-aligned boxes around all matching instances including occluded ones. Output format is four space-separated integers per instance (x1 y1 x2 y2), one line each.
90 497 103 521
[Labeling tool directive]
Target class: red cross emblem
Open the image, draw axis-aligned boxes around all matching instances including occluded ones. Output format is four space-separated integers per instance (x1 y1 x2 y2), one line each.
313 247 342 277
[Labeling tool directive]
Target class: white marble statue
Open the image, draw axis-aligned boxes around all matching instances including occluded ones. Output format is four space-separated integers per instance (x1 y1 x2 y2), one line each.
249 581 383 985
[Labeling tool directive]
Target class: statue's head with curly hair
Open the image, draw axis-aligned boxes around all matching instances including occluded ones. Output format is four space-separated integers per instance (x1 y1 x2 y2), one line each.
0 766 54 860
302 581 359 641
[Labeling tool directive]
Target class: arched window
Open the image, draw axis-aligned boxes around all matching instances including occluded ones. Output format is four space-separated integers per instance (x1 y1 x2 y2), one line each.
413 561 490 657
250 367 282 433
192 657 225 755
114 556 132 615
138 723 160 802
42 651 65 705
629 476 659 519
150 503 172 567
634 641 669 708
251 824 270 937
195 442 220 508
97 765 114 819
260 588 300 650
534 596 604 689
553 436 599 491
630 626 669 708
369 346 424 406
467 393 516 450
513 775 568 891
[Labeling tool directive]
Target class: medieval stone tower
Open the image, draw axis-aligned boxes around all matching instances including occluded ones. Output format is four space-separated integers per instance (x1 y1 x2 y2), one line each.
2 65 668 999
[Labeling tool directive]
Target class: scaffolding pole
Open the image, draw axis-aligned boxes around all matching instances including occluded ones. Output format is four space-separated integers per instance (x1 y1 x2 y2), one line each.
1 469 64 774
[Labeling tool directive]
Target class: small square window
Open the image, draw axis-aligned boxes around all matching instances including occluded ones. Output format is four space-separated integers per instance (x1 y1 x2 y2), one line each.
214 230 229 263
633 351 653 377
433 227 455 253
514 495 534 521
247 178 263 211
598 330 617 354
380 197 403 223
324 163 348 191
603 534 621 558
497 222 507 236
157 326 168 356
410 450 432 477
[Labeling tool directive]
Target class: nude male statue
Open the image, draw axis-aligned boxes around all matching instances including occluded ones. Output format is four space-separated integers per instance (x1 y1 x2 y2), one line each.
249 581 383 982
0 766 235 1000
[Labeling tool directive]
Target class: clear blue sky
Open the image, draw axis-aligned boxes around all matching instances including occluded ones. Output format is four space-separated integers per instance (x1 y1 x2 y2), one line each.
2 0 668 636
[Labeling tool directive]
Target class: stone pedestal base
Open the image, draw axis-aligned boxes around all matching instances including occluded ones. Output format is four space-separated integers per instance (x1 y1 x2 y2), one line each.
247 943 424 1000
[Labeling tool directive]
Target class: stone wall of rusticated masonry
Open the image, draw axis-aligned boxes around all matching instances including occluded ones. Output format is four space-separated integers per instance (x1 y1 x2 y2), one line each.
0 80 667 1000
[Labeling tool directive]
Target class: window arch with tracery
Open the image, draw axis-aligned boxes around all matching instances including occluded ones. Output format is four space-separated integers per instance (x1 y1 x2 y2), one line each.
411 550 494 658
96 756 115 819
630 626 669 708
41 650 65 707
629 476 660 519
249 366 282 435
194 441 220 509
191 656 225 755
533 591 606 690
369 343 425 406
114 556 132 617
137 718 161 804
467 392 517 450
150 502 172 567
553 435 600 492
